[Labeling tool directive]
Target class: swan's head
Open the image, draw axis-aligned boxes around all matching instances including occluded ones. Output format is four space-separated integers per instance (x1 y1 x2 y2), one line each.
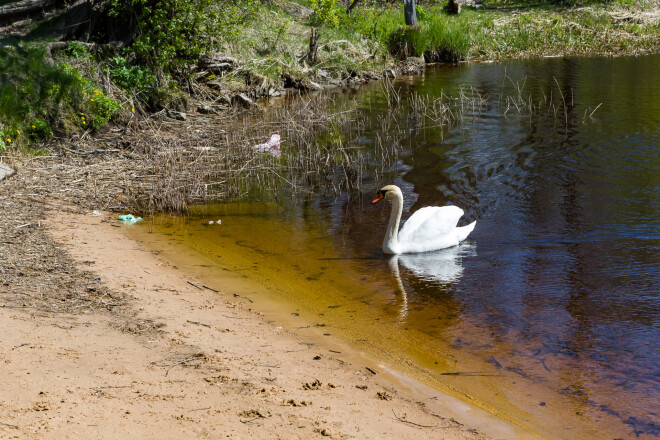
372 185 401 204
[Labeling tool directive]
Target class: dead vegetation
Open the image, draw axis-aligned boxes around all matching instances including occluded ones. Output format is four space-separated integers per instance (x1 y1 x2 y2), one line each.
9 91 405 216
0 169 125 314
0 73 594 222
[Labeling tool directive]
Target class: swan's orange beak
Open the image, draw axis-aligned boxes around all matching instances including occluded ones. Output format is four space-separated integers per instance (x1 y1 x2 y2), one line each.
372 193 384 204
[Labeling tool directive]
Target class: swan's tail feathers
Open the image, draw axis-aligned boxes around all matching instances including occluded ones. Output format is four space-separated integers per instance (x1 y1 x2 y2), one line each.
455 220 476 243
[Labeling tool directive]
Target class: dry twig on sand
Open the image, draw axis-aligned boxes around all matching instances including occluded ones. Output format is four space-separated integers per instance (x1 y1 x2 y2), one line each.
164 353 205 376
392 409 437 428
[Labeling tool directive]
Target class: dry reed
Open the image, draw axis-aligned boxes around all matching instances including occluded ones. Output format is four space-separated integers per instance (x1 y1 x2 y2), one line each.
126 93 402 215
123 75 595 215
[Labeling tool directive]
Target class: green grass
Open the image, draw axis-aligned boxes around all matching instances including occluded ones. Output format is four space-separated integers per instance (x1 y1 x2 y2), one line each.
388 26 427 58
425 18 471 62
0 44 123 151
240 1 658 74
354 2 659 61
467 4 660 58
220 4 391 91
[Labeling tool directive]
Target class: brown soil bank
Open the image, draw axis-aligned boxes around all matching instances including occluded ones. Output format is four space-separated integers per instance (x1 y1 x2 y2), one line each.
0 149 534 438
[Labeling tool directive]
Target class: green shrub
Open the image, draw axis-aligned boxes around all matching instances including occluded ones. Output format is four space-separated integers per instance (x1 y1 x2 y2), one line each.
0 44 81 148
28 118 53 141
0 42 124 149
60 63 121 130
415 4 432 21
388 26 428 59
108 56 155 92
348 6 402 47
0 126 20 151
65 41 93 60
424 19 470 62
310 0 343 28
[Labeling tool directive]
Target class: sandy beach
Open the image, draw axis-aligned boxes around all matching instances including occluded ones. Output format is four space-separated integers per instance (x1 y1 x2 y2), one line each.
0 151 539 439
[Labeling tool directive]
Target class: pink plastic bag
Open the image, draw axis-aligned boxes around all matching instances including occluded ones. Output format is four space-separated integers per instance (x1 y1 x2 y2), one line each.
253 134 281 158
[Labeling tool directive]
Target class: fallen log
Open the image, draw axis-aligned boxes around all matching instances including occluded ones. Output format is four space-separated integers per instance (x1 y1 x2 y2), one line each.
0 0 58 19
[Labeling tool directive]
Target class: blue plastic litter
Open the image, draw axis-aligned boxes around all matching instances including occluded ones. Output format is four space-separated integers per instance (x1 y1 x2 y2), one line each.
118 214 143 224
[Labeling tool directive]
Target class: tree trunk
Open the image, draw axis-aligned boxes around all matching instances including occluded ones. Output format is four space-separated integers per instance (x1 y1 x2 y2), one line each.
307 28 320 64
403 0 417 26
448 0 462 14
346 0 360 15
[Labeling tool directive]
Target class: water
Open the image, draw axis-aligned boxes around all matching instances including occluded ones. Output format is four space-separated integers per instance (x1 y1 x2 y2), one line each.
134 54 660 439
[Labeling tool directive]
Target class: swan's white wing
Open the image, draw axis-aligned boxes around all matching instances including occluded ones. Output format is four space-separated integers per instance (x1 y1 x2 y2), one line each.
399 205 464 242
398 205 465 253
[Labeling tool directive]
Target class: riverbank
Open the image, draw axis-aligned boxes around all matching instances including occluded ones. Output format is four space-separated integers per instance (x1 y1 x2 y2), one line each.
0 151 532 439
1 1 658 152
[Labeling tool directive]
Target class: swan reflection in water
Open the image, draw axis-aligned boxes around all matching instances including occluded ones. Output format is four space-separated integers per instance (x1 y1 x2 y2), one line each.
388 243 476 321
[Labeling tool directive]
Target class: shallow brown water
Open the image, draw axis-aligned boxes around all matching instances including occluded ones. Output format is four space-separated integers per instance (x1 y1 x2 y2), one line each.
134 54 660 439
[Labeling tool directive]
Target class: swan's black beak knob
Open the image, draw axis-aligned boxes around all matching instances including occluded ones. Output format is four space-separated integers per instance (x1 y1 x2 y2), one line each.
372 190 386 204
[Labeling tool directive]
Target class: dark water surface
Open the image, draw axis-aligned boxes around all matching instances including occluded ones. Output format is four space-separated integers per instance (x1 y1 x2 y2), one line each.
138 55 660 439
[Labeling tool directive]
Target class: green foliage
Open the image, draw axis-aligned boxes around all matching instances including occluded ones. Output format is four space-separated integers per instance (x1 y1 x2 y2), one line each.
310 0 343 28
27 118 53 141
2 0 655 153
214 0 260 42
424 19 471 62
107 56 155 92
0 43 124 150
88 93 121 129
0 45 80 148
344 6 402 48
415 5 432 21
109 0 258 73
468 2 660 58
59 63 121 130
263 20 290 52
386 16 470 62
65 41 92 60
0 126 19 151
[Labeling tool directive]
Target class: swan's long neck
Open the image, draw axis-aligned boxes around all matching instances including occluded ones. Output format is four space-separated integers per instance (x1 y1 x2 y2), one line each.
383 192 403 254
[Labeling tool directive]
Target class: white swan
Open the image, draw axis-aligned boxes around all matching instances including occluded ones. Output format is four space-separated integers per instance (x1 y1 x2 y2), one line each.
372 185 476 254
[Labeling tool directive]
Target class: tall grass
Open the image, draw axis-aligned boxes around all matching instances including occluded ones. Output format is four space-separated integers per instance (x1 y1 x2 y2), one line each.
388 26 428 58
386 18 471 62
129 93 404 213
424 17 471 62
116 67 602 215
223 4 387 91
344 6 403 49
